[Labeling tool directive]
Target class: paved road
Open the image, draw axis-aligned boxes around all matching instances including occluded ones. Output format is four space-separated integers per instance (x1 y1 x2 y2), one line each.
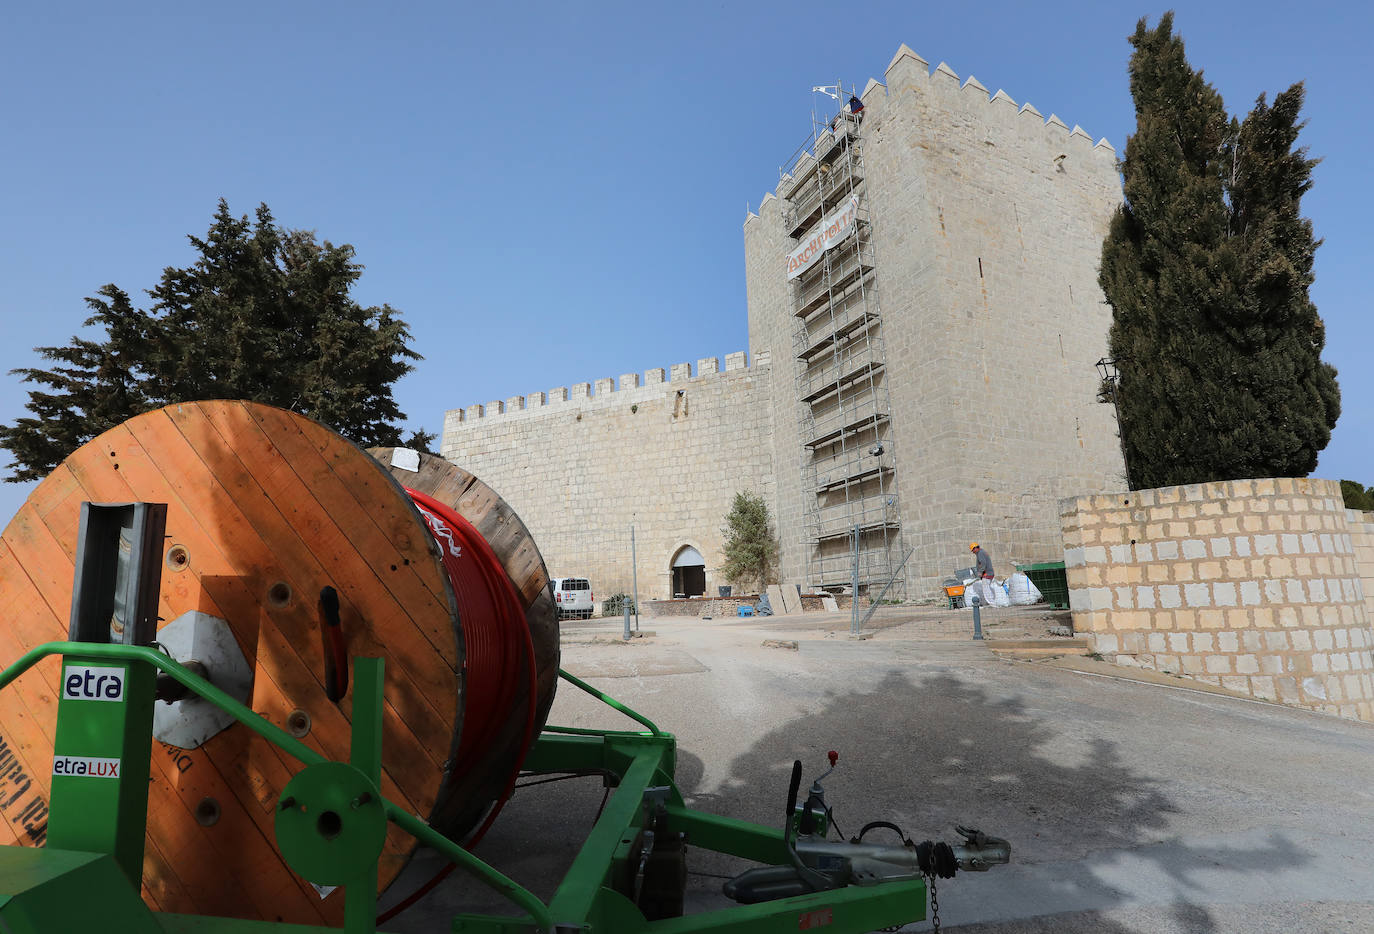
386 612 1374 933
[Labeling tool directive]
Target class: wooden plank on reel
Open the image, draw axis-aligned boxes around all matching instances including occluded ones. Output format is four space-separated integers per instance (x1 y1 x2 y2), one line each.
0 401 462 925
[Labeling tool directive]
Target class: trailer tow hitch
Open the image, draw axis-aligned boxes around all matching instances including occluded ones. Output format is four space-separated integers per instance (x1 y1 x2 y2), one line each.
723 754 1010 904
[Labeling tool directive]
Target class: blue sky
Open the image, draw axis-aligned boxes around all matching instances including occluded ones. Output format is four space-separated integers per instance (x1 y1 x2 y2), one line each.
2 1 1369 526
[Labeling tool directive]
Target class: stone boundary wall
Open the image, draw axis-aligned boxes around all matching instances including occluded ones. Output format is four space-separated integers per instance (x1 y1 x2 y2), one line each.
643 593 861 618
643 597 757 618
1350 507 1374 624
1062 478 1374 721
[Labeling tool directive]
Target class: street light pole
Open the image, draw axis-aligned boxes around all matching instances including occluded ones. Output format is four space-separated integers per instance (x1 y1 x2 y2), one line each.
631 522 640 633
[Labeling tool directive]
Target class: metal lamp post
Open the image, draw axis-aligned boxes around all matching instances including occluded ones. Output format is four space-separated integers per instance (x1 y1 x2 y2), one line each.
1096 356 1131 491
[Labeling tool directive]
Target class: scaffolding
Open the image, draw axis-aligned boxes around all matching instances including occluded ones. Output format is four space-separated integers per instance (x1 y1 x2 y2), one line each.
779 95 904 598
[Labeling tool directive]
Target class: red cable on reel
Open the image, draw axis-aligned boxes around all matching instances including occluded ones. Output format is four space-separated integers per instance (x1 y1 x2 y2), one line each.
377 488 541 924
404 487 538 814
401 486 535 807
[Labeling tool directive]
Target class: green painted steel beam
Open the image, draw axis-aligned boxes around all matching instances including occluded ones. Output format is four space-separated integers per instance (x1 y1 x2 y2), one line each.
523 731 679 789
383 806 553 930
46 653 157 885
522 731 617 775
346 657 385 934
556 668 662 735
662 805 791 866
0 847 158 933
544 740 670 925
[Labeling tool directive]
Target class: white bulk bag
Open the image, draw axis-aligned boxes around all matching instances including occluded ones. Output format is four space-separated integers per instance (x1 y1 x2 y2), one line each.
991 580 1012 607
967 578 1011 607
1007 572 1043 606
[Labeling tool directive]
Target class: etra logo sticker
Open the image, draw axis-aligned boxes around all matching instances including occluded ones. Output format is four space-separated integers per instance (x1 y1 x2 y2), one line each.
62 665 125 702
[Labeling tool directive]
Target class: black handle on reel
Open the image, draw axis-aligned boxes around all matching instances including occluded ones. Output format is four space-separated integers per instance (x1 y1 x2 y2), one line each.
786 760 802 822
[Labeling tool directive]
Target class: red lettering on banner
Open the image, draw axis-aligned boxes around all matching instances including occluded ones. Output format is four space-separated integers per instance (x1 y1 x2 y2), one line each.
785 194 860 280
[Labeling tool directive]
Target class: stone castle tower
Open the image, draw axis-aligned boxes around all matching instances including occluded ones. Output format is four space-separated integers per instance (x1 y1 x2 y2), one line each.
745 45 1126 596
440 45 1127 603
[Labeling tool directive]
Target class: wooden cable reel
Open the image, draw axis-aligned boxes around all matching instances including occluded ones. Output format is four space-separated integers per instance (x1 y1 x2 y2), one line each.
0 401 560 924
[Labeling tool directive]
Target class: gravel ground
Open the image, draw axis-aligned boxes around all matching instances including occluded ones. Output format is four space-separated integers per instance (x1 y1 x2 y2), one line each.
382 611 1374 933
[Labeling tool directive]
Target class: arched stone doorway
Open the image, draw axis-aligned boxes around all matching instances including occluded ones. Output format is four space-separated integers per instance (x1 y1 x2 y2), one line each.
671 545 706 598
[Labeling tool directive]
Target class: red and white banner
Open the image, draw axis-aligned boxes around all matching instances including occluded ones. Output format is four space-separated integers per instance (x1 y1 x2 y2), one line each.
786 194 860 281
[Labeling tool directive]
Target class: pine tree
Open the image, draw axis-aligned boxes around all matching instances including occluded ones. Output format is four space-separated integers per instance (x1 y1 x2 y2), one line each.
2 286 153 481
719 491 780 592
2 200 430 482
1099 14 1339 489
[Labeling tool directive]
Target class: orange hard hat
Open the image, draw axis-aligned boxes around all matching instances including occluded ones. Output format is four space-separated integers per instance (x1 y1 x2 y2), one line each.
969 542 979 551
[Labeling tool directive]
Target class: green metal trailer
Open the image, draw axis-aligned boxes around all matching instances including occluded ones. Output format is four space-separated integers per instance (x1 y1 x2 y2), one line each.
0 502 1009 933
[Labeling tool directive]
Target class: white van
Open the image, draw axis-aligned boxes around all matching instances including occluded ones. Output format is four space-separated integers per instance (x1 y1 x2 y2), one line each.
551 577 595 619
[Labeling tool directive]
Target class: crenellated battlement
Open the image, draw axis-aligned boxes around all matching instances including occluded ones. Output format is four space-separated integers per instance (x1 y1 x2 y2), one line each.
444 350 772 426
879 46 1116 155
772 43 1116 192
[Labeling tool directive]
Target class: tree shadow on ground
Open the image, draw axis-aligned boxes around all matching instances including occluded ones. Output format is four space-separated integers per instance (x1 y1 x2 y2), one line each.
687 671 1175 864
682 670 1312 933
384 668 1315 934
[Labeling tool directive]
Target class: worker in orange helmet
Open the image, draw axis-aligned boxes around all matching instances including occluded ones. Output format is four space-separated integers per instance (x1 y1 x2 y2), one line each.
971 542 994 580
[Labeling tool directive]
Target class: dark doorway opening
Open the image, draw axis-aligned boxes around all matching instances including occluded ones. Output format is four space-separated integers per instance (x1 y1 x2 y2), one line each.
671 545 707 598
672 564 705 598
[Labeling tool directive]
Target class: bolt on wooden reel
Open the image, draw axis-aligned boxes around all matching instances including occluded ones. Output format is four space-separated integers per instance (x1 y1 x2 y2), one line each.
0 401 559 925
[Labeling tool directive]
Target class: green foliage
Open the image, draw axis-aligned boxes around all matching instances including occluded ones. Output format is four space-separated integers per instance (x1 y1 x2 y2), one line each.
600 592 637 617
719 490 780 592
2 200 430 481
1099 14 1339 490
1341 480 1374 512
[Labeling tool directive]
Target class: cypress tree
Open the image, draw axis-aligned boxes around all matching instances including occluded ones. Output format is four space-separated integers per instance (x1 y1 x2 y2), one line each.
2 200 431 482
1341 480 1374 512
1099 14 1339 489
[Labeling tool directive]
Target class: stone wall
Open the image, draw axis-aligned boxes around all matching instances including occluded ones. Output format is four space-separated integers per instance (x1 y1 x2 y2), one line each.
743 196 809 586
643 597 756 618
1350 507 1374 623
440 355 775 603
1062 478 1374 721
